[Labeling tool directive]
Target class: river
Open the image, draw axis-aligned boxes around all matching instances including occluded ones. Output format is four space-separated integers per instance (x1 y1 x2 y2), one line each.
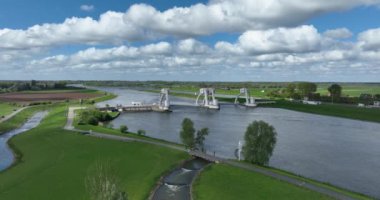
0 112 47 171
96 87 380 198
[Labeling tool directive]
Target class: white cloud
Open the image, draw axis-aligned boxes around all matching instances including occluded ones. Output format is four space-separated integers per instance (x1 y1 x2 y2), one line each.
123 0 380 37
177 39 211 54
80 4 95 12
358 28 380 50
19 30 380 81
140 42 172 55
323 28 353 39
216 25 321 55
1 1 380 81
1 0 380 51
0 11 147 50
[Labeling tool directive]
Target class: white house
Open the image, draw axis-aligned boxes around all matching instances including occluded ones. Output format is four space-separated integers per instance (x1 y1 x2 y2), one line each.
131 101 143 106
374 101 380 107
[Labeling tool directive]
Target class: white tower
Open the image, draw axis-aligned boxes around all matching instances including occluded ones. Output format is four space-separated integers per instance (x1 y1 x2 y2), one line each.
196 88 219 109
235 88 257 107
158 88 170 111
238 140 243 161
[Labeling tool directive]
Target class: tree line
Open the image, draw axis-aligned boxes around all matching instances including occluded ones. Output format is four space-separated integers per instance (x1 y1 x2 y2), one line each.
0 80 68 93
269 82 380 105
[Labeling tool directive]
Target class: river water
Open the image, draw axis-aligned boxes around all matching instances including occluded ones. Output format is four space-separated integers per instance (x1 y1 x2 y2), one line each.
0 112 47 171
96 87 380 198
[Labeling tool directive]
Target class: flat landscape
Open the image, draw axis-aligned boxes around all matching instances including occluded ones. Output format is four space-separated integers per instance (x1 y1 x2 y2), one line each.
0 105 188 200
1 1 380 199
0 89 102 102
0 102 18 117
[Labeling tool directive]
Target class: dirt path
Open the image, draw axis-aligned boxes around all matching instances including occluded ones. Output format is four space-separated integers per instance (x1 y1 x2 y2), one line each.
0 107 28 124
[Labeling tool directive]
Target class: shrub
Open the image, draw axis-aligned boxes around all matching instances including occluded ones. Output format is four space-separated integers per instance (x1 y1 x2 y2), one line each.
137 129 146 136
120 125 128 133
87 116 99 126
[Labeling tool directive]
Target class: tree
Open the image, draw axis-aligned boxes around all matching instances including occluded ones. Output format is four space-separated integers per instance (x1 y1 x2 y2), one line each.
297 82 317 98
359 94 373 105
243 121 277 166
195 128 209 152
120 125 128 133
180 118 195 149
137 129 146 136
85 162 127 200
328 84 342 103
87 116 99 126
374 94 380 101
285 83 297 98
31 80 37 86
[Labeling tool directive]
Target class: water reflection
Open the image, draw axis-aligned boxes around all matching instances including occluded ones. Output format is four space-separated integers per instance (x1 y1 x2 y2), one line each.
0 111 47 171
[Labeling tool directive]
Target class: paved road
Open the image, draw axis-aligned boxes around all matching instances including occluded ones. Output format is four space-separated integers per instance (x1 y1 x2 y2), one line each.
65 107 358 200
0 107 28 124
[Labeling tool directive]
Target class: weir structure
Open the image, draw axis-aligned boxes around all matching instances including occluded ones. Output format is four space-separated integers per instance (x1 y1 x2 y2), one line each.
157 88 170 111
195 88 220 110
235 88 257 107
98 88 171 112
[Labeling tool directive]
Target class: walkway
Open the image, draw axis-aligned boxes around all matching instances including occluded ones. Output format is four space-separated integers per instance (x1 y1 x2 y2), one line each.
65 107 184 151
0 107 28 124
65 107 358 200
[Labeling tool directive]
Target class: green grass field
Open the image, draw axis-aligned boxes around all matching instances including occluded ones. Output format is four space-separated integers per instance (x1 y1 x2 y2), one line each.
0 105 188 200
0 102 19 117
167 83 380 98
194 164 332 200
260 100 380 123
317 84 380 97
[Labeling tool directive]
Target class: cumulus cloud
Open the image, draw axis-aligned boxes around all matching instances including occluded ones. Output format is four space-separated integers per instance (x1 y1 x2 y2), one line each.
1 0 380 51
323 28 353 39
1 0 380 80
122 0 380 37
216 25 321 55
20 29 380 81
0 11 147 50
80 4 95 12
358 28 380 50
177 39 211 54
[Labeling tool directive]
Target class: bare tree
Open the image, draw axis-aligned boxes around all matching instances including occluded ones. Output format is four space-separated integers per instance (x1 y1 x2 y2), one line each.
85 162 127 200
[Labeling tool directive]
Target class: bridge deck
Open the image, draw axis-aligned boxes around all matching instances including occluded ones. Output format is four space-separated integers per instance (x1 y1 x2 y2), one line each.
189 150 222 162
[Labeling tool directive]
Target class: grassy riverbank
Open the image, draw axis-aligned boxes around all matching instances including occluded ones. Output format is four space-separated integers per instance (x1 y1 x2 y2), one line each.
0 105 188 200
194 164 370 200
194 164 331 200
260 100 380 123
74 114 184 148
0 102 19 117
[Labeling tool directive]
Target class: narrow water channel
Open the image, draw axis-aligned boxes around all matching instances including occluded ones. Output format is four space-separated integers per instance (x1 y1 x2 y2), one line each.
0 111 47 171
152 158 210 200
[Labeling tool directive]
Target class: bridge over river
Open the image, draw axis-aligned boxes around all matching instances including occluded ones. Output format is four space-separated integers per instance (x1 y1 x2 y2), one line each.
97 88 274 113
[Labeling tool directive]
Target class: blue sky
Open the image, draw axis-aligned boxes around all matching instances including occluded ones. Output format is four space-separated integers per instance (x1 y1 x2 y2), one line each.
0 0 380 81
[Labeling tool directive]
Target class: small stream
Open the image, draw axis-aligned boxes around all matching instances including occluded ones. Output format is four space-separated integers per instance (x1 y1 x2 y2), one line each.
152 158 210 200
0 111 47 171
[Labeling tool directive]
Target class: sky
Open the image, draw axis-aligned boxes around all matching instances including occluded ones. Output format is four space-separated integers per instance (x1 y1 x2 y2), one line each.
0 0 380 82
